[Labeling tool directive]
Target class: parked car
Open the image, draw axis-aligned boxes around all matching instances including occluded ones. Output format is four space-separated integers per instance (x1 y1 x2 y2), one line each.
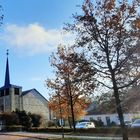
75 122 95 129
124 121 132 127
131 119 140 128
117 120 132 127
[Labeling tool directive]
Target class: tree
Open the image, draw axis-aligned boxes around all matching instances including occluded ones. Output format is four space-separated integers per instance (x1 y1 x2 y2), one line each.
46 45 96 130
96 91 126 114
122 85 140 112
65 0 140 139
49 94 89 121
15 110 32 129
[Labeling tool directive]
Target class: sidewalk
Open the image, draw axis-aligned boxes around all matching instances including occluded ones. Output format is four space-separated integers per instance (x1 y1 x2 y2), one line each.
0 132 139 140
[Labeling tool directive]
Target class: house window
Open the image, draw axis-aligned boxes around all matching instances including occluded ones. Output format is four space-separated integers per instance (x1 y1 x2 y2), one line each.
97 117 101 121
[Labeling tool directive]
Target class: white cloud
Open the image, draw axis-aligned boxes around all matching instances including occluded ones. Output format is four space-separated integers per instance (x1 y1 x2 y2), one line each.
0 23 75 55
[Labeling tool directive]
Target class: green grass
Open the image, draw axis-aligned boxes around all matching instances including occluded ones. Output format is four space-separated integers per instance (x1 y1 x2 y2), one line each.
48 138 80 140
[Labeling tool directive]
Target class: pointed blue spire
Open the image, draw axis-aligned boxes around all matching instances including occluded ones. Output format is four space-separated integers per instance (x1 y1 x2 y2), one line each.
4 49 10 87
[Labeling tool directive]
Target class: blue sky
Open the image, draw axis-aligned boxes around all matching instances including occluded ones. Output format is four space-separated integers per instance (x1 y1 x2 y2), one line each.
0 0 83 99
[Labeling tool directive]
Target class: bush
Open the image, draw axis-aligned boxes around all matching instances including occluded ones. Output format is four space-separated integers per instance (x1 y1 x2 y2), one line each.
109 121 117 127
47 121 57 127
29 114 42 127
0 109 42 129
15 110 32 128
14 110 42 128
92 119 104 127
1 112 19 126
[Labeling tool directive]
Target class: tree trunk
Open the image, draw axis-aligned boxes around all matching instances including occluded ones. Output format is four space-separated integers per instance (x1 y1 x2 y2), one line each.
58 92 64 138
112 79 128 140
69 89 76 131
68 116 72 128
67 73 76 131
114 89 128 140
67 104 72 128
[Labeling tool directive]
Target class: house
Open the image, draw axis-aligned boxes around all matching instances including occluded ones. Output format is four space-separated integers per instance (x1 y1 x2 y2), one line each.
82 113 140 126
81 98 140 126
0 52 51 126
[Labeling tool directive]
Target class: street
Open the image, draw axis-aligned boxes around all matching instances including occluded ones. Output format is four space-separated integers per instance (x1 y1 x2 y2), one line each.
0 132 140 140
0 134 39 140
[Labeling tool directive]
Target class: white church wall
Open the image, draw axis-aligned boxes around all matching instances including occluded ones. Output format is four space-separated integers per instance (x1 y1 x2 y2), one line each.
21 90 50 126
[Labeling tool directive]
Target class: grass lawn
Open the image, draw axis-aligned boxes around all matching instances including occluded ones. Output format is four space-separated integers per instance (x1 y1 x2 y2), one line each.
48 138 80 140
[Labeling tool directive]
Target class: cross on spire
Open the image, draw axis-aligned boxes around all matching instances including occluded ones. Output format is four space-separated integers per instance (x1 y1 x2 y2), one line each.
6 49 9 56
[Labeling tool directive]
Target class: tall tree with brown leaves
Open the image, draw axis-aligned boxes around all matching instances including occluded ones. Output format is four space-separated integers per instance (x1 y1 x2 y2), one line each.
46 45 96 130
48 94 89 122
65 0 140 139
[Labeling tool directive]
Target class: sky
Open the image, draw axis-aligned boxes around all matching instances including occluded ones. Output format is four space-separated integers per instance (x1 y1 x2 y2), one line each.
0 0 83 100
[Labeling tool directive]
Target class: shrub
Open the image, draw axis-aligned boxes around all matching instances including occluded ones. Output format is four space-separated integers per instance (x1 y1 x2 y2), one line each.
109 121 117 127
92 119 104 127
47 121 57 127
29 114 41 127
1 112 19 126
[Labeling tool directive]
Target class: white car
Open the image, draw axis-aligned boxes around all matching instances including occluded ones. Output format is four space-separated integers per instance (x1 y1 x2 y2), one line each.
131 119 140 128
75 122 95 129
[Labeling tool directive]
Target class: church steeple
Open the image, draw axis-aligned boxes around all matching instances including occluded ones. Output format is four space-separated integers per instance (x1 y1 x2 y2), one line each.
0 50 22 112
4 49 10 88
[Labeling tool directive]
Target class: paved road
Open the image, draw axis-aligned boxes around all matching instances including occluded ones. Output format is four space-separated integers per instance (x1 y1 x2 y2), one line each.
0 132 139 140
0 134 39 140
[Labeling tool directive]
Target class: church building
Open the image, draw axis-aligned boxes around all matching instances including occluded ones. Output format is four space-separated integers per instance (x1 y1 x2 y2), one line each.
0 51 51 125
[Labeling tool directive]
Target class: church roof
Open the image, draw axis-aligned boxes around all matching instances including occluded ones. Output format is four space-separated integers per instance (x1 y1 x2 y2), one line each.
0 84 22 90
22 88 48 102
22 89 34 96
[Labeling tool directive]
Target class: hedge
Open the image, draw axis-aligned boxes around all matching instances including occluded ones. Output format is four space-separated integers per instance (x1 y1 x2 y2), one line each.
28 127 140 137
2 126 140 138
